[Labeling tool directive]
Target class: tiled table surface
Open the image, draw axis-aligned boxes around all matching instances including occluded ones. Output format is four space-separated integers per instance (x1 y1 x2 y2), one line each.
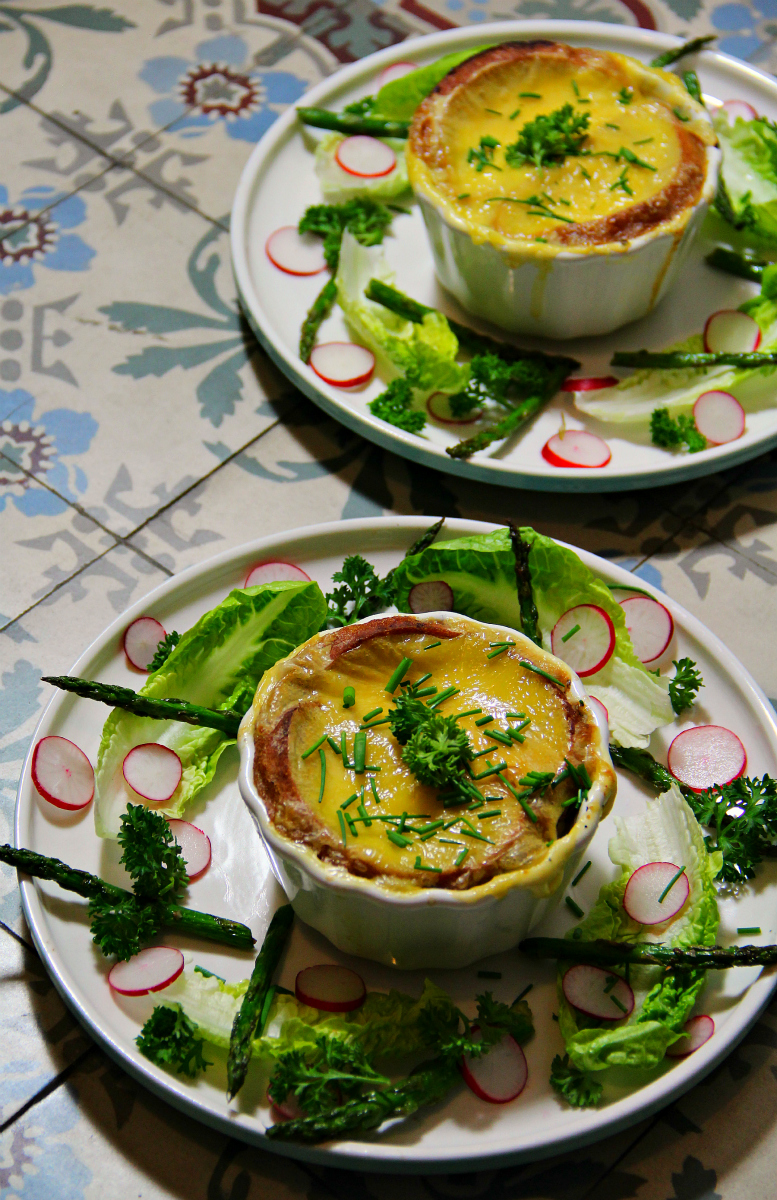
2 1 777 1196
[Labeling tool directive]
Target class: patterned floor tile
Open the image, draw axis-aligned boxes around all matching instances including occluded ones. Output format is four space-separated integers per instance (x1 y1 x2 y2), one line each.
0 925 92 1127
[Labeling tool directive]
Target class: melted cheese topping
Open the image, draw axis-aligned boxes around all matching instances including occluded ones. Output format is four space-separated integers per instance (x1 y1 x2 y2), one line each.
286 627 576 877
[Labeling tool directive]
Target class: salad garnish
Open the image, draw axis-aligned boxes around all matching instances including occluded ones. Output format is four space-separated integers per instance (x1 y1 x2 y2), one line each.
227 904 295 1099
650 406 707 453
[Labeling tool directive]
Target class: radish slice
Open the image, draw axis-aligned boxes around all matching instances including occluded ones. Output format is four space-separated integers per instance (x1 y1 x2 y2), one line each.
693 390 745 445
124 616 166 672
609 584 649 604
123 743 183 803
623 861 690 925
703 309 761 354
587 695 609 733
667 725 746 791
720 99 758 124
408 580 454 613
245 560 311 587
168 819 211 880
620 594 674 664
560 376 618 392
335 136 396 179
295 964 366 1012
542 430 612 469
461 1034 528 1104
32 736 94 811
265 227 327 276
562 964 635 1021
666 1014 714 1058
309 342 375 388
551 604 615 678
108 946 184 996
427 392 481 425
376 61 418 88
268 1087 304 1121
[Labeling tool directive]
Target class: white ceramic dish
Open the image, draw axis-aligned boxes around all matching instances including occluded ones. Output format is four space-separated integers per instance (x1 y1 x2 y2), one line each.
231 24 777 492
15 517 777 1172
238 612 614 969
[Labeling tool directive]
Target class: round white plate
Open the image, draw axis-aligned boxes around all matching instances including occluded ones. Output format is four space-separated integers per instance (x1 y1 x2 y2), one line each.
16 517 777 1172
231 23 777 493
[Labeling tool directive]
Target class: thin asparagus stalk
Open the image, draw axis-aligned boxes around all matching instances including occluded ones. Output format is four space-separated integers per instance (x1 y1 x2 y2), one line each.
0 845 255 950
507 522 541 647
366 278 429 323
297 107 410 139
446 392 549 459
520 936 777 969
650 35 716 70
266 1057 460 1143
612 349 777 370
608 743 690 795
683 69 702 103
706 247 766 283
42 676 243 738
227 904 295 1099
405 516 446 558
300 278 338 363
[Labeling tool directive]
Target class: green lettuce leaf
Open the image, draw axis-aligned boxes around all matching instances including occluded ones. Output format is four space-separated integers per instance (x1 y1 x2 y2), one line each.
391 526 673 747
94 581 327 837
372 47 491 121
335 231 468 394
558 786 721 1078
714 109 777 243
315 133 410 203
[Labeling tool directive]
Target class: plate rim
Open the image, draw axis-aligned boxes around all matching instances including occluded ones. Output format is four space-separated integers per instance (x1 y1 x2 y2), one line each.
14 514 777 1172
230 21 777 493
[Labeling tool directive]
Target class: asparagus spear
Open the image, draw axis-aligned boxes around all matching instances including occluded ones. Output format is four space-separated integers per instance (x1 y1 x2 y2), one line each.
446 392 553 459
0 844 255 951
612 349 777 369
520 936 777 969
650 35 716 70
266 1057 460 1143
296 107 410 139
608 743 690 795
227 904 295 1100
506 522 541 647
41 676 244 738
405 516 446 558
683 70 702 104
300 279 338 363
706 247 766 283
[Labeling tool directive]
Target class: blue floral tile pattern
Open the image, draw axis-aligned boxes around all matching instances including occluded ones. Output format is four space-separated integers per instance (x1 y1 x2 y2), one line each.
0 389 97 514
0 189 95 295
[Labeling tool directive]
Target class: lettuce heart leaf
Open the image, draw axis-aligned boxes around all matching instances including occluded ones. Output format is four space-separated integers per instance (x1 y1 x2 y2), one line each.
371 46 492 122
714 109 777 243
315 133 410 204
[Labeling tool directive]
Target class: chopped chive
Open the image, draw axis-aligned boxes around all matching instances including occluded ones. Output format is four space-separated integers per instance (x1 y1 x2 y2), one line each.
370 778 381 805
357 787 371 826
364 765 381 772
327 736 341 757
520 91 541 98
512 718 531 733
603 974 619 994
571 80 579 96
507 712 525 720
343 686 356 708
498 773 539 823
337 810 347 845
561 624 581 643
485 729 512 746
673 107 690 121
571 860 592 887
340 793 358 809
514 983 533 1003
471 746 493 759
460 826 494 845
345 812 358 837
565 896 584 919
414 686 438 698
634 137 653 145
487 645 510 658
414 673 433 687
605 122 620 130
360 717 391 729
301 733 327 760
471 761 508 780
535 237 548 243
580 166 591 179
385 657 412 693
610 994 627 1014
439 838 464 846
658 865 686 903
455 195 469 202
414 856 442 872
508 729 526 743
738 927 762 935
398 811 408 834
416 819 445 836
455 848 469 866
317 748 326 803
485 108 502 116
509 107 521 119
475 714 494 727
478 809 502 819
427 686 459 709
340 730 350 768
477 970 502 979
424 641 442 650
455 708 482 719
363 706 383 722
518 659 565 686
353 731 367 773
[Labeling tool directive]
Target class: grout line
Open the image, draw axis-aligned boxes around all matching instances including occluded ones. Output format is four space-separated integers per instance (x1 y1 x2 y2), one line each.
0 917 34 952
0 1044 96 1134
0 542 117 636
579 1111 661 1200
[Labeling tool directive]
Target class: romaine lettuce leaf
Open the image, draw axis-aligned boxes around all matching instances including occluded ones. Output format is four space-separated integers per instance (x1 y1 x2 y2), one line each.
558 786 721 1077
391 526 673 747
315 133 410 203
714 109 777 243
94 580 327 837
335 231 469 394
372 47 491 122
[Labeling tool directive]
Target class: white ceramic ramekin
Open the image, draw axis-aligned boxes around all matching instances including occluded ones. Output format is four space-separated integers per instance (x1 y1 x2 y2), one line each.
238 613 616 970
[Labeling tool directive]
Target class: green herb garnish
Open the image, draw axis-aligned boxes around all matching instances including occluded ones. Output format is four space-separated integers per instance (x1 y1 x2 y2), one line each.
571 860 592 887
669 657 704 713
658 865 686 903
137 1006 211 1078
343 687 356 708
302 733 328 760
369 377 425 435
326 554 394 626
149 631 180 672
650 407 706 454
317 748 327 802
738 927 762 936
617 87 632 104
424 641 442 650
504 104 589 170
610 167 633 195
385 657 413 693
561 624 580 643
565 896 584 919
468 135 500 171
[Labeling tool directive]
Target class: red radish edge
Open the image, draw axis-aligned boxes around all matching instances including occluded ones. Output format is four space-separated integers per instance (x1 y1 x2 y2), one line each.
32 736 94 811
123 743 183 803
408 580 454 613
309 342 375 388
693 391 745 445
703 309 761 354
587 695 609 730
108 946 184 996
427 392 481 425
562 964 635 1021
245 560 311 587
124 616 166 672
720 99 758 124
295 964 366 1013
667 725 747 792
542 430 612 469
560 376 619 392
461 1031 528 1104
335 135 396 179
268 1087 305 1121
168 819 211 880
265 226 327 276
623 861 690 926
376 61 418 87
551 604 615 678
666 1014 715 1058
619 594 674 664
